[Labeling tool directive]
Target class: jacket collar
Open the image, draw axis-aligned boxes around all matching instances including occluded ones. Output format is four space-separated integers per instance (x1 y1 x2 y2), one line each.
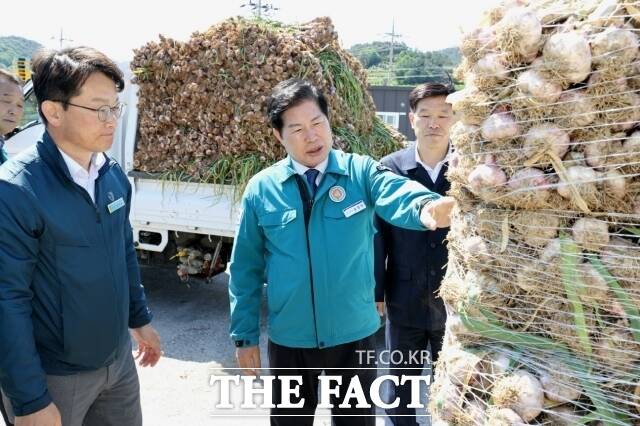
274 148 349 183
397 146 419 172
38 130 114 183
402 142 452 172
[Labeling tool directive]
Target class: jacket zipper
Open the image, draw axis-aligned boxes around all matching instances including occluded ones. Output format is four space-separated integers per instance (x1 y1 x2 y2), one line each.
70 162 125 351
295 175 320 347
69 161 114 223
304 198 321 347
72 183 101 223
93 183 101 223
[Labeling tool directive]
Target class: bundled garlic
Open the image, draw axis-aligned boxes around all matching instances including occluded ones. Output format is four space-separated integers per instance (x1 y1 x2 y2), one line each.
481 112 520 142
554 90 596 128
468 162 508 193
446 87 492 125
507 167 549 193
516 69 562 103
496 7 543 63
591 27 639 67
603 169 627 199
572 217 610 252
539 361 582 403
473 52 510 80
556 166 598 199
492 370 544 421
542 31 592 85
461 26 497 60
522 124 570 163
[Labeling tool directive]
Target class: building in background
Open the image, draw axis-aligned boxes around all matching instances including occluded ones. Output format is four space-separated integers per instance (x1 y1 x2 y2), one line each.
369 85 414 141
14 57 31 81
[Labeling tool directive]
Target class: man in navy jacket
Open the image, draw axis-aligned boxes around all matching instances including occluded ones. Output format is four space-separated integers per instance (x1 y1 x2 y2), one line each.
0 47 161 426
374 83 455 426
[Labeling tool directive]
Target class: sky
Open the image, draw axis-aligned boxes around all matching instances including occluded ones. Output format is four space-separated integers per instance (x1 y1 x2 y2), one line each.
2 0 499 61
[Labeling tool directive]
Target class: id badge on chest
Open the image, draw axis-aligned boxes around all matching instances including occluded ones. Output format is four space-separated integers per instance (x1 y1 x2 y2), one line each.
107 197 125 214
343 200 366 218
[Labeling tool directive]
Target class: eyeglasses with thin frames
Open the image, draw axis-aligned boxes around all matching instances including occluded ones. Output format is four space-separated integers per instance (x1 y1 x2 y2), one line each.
62 101 126 122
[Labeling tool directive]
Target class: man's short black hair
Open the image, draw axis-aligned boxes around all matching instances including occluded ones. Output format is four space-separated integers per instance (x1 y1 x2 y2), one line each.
408 83 454 112
31 46 124 126
267 79 329 133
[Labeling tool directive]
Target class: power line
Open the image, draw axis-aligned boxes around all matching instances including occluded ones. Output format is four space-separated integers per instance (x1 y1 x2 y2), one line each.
368 75 456 80
349 44 457 55
366 66 456 72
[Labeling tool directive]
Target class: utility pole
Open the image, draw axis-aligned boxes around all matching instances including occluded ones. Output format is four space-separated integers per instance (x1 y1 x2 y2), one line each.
256 0 263 18
51 28 73 49
240 0 279 18
385 19 402 85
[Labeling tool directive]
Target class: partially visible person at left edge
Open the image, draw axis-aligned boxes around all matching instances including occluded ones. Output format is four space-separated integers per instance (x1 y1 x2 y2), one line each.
0 46 161 426
0 69 25 165
0 63 25 426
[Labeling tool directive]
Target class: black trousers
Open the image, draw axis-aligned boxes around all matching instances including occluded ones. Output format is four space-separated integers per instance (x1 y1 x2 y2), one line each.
268 334 377 426
384 321 444 426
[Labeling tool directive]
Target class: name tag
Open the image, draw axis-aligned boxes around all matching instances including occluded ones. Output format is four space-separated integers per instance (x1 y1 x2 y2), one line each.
107 197 125 214
343 200 366 218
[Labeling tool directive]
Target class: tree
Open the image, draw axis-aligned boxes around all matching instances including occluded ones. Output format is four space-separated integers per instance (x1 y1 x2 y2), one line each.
348 42 462 87
349 41 409 69
0 36 42 70
358 47 383 68
394 49 426 86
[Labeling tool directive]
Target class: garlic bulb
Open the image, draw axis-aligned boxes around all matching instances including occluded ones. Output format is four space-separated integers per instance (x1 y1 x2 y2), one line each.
543 31 592 84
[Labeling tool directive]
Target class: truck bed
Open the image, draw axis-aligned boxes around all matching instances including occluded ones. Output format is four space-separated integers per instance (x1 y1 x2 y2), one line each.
129 171 241 240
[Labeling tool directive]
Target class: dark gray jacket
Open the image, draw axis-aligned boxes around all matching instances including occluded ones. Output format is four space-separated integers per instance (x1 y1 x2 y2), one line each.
374 147 449 331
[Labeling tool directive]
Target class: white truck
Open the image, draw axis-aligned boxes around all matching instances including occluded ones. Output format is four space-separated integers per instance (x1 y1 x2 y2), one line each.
6 75 241 279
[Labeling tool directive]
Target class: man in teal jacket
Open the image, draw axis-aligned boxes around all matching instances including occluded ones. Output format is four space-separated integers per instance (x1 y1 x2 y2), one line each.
229 79 455 426
0 47 161 426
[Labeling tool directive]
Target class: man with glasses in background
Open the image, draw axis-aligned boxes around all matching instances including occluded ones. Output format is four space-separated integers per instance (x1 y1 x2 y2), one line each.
0 46 161 426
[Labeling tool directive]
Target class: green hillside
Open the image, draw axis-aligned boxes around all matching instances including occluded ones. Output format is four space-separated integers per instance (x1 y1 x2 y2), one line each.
0 36 42 69
348 42 461 86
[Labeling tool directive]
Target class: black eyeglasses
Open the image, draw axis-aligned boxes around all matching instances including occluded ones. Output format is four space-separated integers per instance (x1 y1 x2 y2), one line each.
62 101 126 122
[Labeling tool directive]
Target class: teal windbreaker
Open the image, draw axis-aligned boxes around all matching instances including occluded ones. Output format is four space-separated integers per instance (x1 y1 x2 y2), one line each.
229 149 441 349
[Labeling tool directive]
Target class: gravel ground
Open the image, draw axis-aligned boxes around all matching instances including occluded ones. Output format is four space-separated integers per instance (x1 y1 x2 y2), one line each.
2 264 432 426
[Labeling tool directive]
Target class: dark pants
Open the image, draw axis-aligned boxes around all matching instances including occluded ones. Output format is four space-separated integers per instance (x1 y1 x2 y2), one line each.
384 321 444 426
1 342 141 426
268 334 377 426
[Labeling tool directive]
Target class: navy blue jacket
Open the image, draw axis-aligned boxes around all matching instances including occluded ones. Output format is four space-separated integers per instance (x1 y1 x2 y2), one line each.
374 147 449 331
0 131 152 416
